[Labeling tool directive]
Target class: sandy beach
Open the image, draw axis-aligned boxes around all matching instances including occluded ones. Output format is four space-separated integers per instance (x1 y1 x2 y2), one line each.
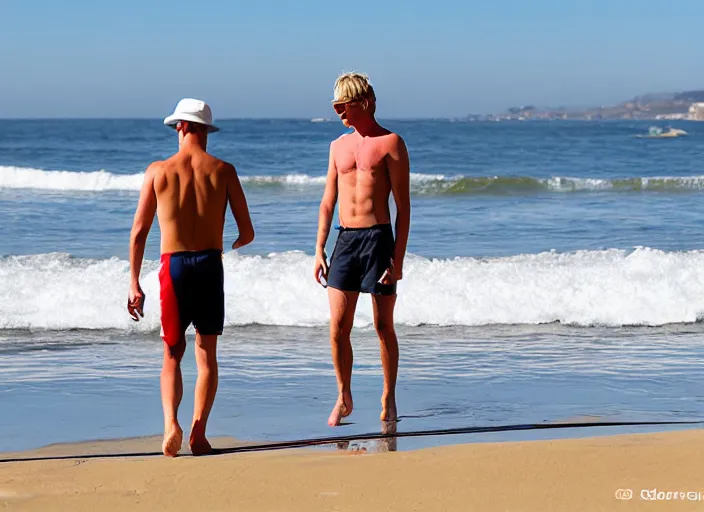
1 428 703 511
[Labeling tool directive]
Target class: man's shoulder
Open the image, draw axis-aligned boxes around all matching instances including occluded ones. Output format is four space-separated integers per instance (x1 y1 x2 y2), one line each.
382 130 404 145
212 157 236 175
331 132 354 147
144 159 166 176
202 156 237 187
379 132 407 156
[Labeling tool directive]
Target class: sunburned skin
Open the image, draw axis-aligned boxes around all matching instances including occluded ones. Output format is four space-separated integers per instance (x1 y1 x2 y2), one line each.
330 128 398 229
129 118 254 456
314 75 411 428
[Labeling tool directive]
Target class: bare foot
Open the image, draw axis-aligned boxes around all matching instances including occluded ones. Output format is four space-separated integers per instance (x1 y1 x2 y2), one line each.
328 392 353 426
189 437 213 456
162 423 183 457
380 393 397 422
189 422 213 456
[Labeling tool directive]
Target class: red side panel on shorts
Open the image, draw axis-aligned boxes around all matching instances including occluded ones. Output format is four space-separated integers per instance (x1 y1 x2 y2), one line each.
159 254 181 347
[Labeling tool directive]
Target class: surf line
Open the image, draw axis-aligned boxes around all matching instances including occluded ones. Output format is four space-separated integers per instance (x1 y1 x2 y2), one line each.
1 420 702 463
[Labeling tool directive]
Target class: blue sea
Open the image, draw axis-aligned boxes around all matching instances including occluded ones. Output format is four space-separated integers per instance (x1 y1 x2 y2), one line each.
2 118 704 454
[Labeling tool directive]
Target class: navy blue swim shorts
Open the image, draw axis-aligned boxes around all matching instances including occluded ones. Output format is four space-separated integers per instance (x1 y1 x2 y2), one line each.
159 248 224 347
326 224 396 296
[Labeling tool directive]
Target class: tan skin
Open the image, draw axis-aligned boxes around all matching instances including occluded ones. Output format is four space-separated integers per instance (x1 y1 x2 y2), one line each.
314 96 411 426
127 122 254 456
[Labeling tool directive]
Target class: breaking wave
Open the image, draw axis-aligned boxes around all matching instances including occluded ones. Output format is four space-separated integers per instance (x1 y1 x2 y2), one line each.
4 166 704 195
2 248 704 331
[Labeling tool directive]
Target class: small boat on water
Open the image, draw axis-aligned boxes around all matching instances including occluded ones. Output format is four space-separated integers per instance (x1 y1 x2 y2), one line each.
636 126 688 138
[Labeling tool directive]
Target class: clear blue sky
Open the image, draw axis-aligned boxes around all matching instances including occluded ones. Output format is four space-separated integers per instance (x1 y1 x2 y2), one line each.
1 0 703 118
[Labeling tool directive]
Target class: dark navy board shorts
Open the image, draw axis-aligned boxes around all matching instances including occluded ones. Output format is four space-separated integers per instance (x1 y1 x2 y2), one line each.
327 224 397 296
159 249 225 348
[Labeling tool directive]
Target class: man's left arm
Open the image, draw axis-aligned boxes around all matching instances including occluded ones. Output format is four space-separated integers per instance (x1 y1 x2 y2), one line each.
387 134 411 281
127 163 158 321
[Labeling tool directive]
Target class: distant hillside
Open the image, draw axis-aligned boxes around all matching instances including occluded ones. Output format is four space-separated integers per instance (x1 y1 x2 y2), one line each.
673 91 704 103
632 92 676 104
485 89 704 121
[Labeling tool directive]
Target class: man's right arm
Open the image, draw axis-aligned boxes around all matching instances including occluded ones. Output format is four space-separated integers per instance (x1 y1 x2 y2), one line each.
226 163 255 249
127 162 158 321
313 143 338 283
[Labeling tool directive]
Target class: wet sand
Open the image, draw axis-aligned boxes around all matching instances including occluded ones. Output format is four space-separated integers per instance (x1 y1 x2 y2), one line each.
1 429 704 511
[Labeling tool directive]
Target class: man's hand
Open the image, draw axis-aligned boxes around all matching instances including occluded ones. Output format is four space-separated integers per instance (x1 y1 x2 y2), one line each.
387 134 410 288
227 163 255 250
127 283 145 321
379 258 402 285
314 251 329 286
128 162 157 322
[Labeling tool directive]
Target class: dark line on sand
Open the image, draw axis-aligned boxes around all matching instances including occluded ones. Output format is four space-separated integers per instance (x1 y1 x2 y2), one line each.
1 420 701 463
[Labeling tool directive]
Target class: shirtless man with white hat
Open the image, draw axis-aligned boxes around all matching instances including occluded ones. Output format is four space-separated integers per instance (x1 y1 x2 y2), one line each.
128 98 254 456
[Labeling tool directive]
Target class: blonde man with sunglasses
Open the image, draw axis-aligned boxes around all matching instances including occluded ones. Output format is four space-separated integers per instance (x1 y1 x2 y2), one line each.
314 73 411 426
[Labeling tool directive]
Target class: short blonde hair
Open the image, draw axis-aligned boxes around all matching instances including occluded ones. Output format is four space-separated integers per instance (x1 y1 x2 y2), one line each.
332 72 376 105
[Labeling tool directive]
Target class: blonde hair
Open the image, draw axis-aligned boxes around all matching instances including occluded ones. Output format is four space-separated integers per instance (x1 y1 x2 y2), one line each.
332 72 376 108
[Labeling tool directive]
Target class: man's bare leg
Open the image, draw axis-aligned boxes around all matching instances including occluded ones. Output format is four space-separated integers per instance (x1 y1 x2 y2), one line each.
380 419 398 452
190 333 219 455
327 288 359 426
161 339 186 457
372 294 399 422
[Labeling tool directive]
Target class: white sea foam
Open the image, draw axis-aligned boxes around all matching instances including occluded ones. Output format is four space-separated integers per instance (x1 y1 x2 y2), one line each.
0 166 145 191
0 166 444 192
1 248 703 331
4 165 704 194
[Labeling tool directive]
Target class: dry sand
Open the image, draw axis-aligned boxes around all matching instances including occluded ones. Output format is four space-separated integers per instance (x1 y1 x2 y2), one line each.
1 429 704 511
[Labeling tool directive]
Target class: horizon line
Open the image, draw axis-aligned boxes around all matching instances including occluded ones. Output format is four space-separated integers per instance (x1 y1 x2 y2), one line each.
0 116 454 121
0 116 677 122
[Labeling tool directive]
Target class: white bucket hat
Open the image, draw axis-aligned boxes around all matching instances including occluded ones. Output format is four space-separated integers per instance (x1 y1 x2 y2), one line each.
164 98 219 133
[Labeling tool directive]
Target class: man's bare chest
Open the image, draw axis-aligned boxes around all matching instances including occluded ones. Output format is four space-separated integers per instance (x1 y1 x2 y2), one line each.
335 138 388 175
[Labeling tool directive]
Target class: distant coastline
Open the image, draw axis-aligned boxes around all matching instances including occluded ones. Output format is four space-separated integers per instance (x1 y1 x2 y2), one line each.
468 90 704 121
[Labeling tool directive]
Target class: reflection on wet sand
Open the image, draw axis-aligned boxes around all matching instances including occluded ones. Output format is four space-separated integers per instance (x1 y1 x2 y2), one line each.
337 421 398 453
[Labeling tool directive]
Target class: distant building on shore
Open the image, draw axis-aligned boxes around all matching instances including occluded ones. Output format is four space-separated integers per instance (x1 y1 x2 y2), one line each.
656 113 688 120
688 103 704 121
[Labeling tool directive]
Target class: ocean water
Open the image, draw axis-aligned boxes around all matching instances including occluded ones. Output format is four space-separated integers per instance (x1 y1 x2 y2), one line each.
2 119 704 453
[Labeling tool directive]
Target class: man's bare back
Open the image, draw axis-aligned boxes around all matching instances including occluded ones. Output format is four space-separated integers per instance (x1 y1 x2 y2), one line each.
151 149 249 254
